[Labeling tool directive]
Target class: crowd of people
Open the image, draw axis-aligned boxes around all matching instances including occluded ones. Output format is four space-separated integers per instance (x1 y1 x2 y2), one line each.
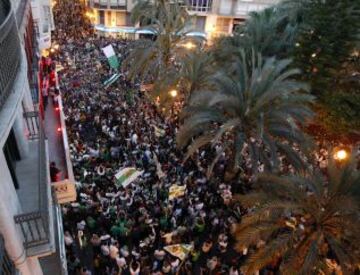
49 0 360 274
52 1 248 274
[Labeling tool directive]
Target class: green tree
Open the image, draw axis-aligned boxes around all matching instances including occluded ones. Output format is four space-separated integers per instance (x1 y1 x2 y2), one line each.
212 7 298 68
177 50 215 100
123 0 199 99
233 154 360 274
280 0 360 93
177 52 314 175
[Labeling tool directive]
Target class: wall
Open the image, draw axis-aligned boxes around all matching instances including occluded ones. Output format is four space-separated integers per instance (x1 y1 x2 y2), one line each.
31 0 53 49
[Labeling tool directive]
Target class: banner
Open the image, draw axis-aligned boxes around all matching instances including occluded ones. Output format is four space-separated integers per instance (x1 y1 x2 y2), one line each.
168 184 186 200
115 167 143 188
102 44 120 69
164 244 193 261
103 73 121 88
52 179 77 204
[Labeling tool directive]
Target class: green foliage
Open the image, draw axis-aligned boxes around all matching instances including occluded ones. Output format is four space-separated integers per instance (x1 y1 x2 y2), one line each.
288 0 360 93
177 51 314 175
177 50 215 99
233 155 360 274
319 90 360 136
123 0 199 99
212 7 298 68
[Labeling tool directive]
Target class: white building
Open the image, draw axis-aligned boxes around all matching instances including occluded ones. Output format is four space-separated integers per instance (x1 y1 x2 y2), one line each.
30 0 54 50
0 0 66 273
86 0 279 39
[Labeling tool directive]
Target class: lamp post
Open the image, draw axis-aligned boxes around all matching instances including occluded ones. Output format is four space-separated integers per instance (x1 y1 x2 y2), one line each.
169 89 178 98
333 147 350 164
184 42 195 50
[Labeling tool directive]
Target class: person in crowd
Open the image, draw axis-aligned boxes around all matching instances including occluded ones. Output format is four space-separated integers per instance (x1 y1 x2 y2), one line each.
49 0 357 274
50 161 60 182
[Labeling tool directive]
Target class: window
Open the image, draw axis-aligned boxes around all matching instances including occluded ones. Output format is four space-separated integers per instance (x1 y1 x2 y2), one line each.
107 11 112 26
187 0 212 12
216 18 231 33
42 5 50 33
116 12 126 26
3 129 21 189
110 0 118 6
99 10 105 24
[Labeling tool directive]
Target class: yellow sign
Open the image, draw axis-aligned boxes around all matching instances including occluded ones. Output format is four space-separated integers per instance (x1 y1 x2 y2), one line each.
52 179 77 204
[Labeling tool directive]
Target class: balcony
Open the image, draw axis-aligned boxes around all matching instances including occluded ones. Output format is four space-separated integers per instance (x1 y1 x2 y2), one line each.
0 235 15 275
14 111 55 257
0 0 21 110
218 0 278 17
187 0 213 13
91 0 126 9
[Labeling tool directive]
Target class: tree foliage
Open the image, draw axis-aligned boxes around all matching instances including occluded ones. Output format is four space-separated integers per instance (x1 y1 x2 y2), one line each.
177 52 314 175
285 0 360 94
233 155 360 274
123 0 198 99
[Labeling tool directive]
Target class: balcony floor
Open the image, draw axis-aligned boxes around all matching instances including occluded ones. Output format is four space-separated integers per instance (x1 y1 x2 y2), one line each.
40 206 63 275
16 139 40 212
45 100 67 181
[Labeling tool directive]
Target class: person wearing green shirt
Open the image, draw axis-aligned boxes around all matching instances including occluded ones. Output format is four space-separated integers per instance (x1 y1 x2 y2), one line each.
86 216 96 230
110 225 122 238
194 219 205 233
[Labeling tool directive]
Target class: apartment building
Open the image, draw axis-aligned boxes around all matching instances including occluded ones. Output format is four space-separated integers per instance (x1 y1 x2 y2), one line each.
86 0 279 39
30 0 55 50
0 0 67 273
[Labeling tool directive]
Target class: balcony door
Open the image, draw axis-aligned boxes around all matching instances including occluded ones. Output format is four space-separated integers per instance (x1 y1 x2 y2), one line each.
3 129 21 189
99 10 105 25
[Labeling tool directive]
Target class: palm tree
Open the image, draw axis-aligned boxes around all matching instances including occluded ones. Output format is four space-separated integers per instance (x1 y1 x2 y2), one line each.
123 0 200 99
177 49 215 100
212 7 298 68
177 51 314 176
233 153 360 274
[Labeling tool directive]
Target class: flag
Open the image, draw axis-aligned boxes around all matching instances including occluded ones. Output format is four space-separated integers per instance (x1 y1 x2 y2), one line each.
153 153 165 179
102 44 120 69
115 167 143 188
168 184 186 200
55 64 64 72
164 244 193 261
152 125 166 137
103 73 120 88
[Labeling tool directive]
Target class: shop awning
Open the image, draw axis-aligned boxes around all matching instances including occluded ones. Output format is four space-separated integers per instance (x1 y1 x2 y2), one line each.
94 24 207 39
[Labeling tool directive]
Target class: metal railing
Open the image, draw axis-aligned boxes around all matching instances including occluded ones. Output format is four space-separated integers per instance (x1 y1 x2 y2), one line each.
91 0 126 9
24 111 40 139
187 0 213 12
0 235 15 275
14 112 50 249
0 0 21 110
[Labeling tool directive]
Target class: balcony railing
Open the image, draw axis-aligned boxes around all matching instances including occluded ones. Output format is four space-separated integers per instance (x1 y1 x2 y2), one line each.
0 235 15 275
91 0 126 9
0 0 21 110
187 0 213 13
14 112 51 250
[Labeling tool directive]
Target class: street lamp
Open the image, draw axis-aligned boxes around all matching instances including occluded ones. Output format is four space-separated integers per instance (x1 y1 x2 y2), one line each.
169 89 178 98
333 149 348 161
184 42 195 50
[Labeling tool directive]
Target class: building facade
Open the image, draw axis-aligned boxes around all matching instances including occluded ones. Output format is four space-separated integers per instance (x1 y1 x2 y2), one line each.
30 0 55 50
0 0 65 274
86 0 279 39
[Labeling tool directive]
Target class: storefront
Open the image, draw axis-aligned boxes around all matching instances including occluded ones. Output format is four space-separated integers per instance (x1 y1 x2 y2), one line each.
94 24 208 40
